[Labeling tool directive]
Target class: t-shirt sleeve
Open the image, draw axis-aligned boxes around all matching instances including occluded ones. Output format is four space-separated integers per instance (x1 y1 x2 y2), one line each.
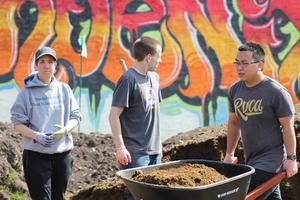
273 88 295 118
228 87 235 113
156 73 162 102
112 75 132 108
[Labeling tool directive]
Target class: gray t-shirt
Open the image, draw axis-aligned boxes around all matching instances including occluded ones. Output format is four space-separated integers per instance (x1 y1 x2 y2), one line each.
229 77 295 173
112 68 162 155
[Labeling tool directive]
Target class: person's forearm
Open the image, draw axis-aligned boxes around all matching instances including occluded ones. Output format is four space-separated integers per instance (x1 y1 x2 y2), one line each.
283 124 296 156
109 115 125 149
280 115 296 156
226 123 241 155
15 124 36 140
65 119 79 132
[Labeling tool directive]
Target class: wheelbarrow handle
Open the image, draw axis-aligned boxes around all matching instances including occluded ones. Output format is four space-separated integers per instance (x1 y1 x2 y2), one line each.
245 162 300 200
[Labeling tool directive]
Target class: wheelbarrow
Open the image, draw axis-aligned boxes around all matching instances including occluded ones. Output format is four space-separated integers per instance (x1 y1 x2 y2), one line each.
117 159 254 200
117 159 299 200
245 161 300 200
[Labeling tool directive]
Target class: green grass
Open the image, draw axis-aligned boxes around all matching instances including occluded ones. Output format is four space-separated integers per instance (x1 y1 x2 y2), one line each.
0 172 29 200
11 192 29 200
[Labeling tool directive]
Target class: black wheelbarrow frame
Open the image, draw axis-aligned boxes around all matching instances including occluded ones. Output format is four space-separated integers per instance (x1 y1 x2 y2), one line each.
117 159 255 200
117 159 300 200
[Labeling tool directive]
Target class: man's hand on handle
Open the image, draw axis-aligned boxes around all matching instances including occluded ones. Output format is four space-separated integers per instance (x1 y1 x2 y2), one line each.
284 159 298 178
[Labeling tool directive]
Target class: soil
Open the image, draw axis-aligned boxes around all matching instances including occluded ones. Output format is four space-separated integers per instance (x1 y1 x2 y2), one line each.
0 124 119 198
69 133 119 192
0 104 299 200
132 163 227 187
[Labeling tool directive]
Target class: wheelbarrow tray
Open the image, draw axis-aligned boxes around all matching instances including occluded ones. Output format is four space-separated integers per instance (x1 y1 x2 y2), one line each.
117 159 255 200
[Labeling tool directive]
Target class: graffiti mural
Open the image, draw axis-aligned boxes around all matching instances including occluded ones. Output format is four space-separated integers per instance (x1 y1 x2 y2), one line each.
0 0 299 139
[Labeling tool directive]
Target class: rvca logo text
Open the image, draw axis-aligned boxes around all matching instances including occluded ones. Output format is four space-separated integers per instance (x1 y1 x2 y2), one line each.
234 98 263 121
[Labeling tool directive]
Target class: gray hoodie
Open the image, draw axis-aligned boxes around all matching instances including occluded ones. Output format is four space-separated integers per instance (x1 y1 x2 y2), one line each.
10 73 82 154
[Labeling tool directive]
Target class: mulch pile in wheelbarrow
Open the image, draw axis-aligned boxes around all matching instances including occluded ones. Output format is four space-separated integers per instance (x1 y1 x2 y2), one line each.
132 163 227 187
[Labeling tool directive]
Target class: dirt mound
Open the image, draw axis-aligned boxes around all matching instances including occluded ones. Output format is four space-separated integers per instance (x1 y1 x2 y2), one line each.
0 127 119 199
0 104 299 200
69 133 119 194
0 122 28 200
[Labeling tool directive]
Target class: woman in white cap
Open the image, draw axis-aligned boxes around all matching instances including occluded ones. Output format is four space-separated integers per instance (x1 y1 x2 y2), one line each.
10 46 82 200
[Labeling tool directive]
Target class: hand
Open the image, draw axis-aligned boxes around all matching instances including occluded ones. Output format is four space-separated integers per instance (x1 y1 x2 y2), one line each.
52 124 67 140
283 159 298 178
223 153 238 164
35 132 54 147
115 147 132 166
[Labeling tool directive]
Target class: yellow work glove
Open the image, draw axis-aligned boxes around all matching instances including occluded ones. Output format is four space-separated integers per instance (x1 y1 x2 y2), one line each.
52 124 68 140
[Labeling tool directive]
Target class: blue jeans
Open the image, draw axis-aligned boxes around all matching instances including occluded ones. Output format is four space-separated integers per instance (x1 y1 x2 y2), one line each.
248 168 282 200
122 153 162 200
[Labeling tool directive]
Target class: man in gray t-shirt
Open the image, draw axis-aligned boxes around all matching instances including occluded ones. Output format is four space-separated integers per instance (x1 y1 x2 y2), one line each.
109 37 162 200
224 43 297 200
112 68 162 155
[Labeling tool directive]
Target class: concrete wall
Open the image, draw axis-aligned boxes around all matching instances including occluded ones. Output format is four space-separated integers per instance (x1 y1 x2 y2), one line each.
0 0 299 140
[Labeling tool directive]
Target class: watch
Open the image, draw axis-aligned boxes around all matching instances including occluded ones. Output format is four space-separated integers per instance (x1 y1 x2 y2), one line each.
287 154 297 161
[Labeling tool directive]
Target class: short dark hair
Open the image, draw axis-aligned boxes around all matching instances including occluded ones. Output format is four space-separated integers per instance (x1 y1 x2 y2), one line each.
132 36 161 61
238 42 265 61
